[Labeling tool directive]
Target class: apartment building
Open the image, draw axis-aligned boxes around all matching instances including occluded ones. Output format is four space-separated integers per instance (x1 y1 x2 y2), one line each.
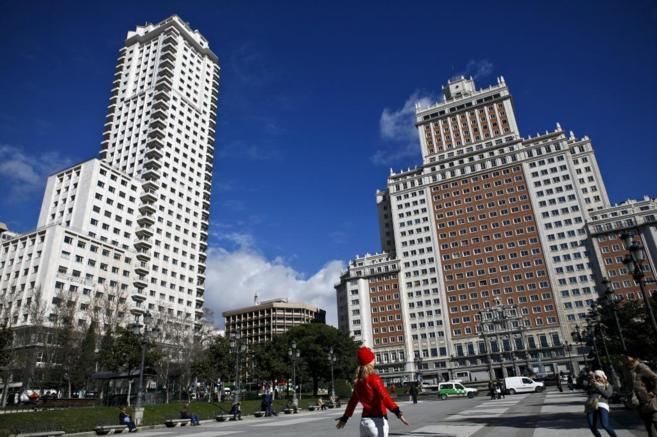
223 298 326 346
587 198 657 300
0 15 219 341
337 76 612 383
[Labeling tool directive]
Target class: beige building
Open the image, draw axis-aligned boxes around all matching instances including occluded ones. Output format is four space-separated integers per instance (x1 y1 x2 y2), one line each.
587 197 657 301
223 298 326 346
337 76 615 384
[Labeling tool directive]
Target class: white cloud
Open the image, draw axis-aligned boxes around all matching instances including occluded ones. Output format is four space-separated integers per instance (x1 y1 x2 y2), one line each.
372 92 435 166
0 144 74 201
204 241 345 329
462 59 494 79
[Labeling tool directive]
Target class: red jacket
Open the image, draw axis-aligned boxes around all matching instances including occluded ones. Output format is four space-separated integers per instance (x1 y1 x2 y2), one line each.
343 373 401 420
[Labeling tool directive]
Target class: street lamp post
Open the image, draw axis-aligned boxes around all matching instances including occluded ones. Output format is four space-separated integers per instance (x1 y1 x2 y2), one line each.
596 321 620 388
601 277 627 353
574 324 587 367
414 355 423 384
130 311 155 426
564 341 574 374
288 341 300 409
230 331 243 405
621 232 657 338
479 312 494 381
328 347 336 402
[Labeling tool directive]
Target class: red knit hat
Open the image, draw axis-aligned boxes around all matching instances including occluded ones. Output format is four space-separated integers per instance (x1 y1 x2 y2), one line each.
357 346 375 366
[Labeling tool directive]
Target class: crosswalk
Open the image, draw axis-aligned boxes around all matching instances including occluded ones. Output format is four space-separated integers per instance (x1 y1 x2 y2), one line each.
533 391 637 437
122 391 645 437
410 394 531 437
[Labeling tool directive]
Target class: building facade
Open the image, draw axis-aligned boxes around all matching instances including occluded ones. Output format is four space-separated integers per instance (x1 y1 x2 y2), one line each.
0 15 219 343
337 76 614 383
587 198 657 300
223 298 326 346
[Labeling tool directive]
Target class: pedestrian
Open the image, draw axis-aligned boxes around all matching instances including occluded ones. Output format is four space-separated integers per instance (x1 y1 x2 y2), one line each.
495 380 505 399
390 384 396 397
623 349 657 437
488 381 496 400
409 383 418 404
568 374 574 391
557 372 564 393
264 389 276 416
585 370 617 437
336 346 409 436
119 406 137 432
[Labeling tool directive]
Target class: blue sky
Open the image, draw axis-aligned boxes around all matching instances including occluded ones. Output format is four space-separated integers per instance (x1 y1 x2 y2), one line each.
1 0 656 325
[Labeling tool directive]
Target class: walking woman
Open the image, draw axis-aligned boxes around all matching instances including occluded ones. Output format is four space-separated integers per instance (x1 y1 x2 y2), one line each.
336 346 409 436
585 370 617 437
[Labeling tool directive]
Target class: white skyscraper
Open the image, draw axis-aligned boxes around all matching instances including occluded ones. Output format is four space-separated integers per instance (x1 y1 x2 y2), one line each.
0 16 219 340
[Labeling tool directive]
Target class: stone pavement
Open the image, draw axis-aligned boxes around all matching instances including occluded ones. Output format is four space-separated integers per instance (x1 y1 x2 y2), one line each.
409 389 648 437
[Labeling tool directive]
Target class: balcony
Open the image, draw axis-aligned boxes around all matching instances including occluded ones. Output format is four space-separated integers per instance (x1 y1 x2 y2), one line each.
133 275 148 289
135 226 153 239
148 126 166 140
159 59 175 71
152 108 167 120
130 302 146 316
159 66 174 79
150 118 166 130
140 189 157 203
137 215 155 227
145 147 163 160
142 168 161 181
152 97 169 110
142 179 159 192
134 261 149 276
138 202 156 215
143 159 161 171
147 137 165 150
161 41 177 53
132 291 147 302
162 33 178 46
136 249 151 262
134 237 152 250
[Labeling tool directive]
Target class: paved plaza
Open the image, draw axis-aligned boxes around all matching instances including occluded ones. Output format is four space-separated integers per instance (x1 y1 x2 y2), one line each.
72 389 649 437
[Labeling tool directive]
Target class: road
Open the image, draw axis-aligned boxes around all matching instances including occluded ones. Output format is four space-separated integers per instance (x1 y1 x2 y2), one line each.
119 390 648 437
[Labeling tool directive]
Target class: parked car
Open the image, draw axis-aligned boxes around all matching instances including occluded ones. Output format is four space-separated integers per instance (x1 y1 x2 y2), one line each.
504 376 544 394
438 381 478 400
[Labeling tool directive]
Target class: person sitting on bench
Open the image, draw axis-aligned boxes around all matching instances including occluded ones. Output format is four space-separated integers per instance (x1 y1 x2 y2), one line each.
119 406 137 432
230 401 242 420
181 403 200 425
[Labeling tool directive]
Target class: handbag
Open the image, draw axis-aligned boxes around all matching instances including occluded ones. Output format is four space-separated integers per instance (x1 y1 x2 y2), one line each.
584 397 599 412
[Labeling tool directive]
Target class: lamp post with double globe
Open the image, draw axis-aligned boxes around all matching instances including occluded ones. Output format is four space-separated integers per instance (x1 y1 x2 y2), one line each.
328 347 336 402
288 341 300 408
130 312 158 426
620 232 657 338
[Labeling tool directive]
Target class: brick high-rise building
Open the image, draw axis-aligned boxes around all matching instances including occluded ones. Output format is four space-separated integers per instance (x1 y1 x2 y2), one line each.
337 76 612 384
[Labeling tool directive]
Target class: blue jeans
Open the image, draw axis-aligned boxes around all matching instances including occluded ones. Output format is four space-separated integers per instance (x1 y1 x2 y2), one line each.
586 408 617 437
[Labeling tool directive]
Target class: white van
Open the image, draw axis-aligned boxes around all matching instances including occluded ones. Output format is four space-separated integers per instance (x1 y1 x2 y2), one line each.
504 376 544 394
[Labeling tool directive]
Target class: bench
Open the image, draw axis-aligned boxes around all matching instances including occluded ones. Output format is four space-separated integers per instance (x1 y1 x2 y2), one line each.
254 410 265 417
16 433 65 437
94 425 129 435
164 418 191 427
216 414 230 422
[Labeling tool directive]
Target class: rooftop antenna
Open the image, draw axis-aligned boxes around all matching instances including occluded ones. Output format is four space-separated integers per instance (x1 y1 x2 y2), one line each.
254 292 259 305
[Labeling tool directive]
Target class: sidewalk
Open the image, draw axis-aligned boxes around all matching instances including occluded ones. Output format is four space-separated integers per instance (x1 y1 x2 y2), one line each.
533 389 648 437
